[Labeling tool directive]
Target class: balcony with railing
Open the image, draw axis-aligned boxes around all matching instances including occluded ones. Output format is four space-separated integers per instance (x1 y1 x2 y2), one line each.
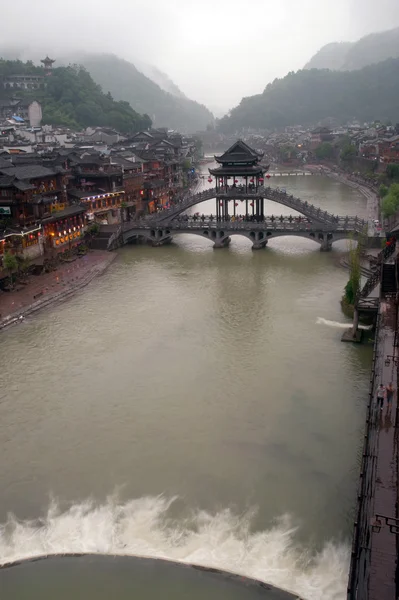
216 185 264 198
75 166 123 177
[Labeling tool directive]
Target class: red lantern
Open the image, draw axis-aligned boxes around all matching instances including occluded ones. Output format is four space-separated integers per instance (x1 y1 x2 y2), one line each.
266 174 271 179
250 202 254 207
219 201 223 206
235 202 238 207
208 177 212 183
259 177 264 183
234 179 238 183
250 178 254 183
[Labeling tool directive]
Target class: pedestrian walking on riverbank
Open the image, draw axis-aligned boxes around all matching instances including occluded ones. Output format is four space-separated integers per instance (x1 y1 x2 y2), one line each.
386 383 394 414
377 384 385 412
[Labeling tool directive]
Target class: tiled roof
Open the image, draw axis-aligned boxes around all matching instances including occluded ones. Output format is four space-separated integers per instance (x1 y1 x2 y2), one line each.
13 180 36 191
215 140 263 165
0 158 12 169
0 175 15 188
0 165 57 180
69 154 104 165
41 204 86 223
110 156 142 169
67 188 101 200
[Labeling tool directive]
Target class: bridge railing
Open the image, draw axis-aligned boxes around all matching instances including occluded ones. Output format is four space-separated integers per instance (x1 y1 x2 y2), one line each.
356 241 396 301
263 187 338 224
167 222 317 232
125 218 365 236
149 188 217 223
141 185 367 232
171 214 364 225
140 220 362 234
347 303 382 599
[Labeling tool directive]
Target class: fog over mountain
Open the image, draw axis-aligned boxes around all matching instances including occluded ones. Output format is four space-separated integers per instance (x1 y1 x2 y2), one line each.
1 0 399 114
305 27 399 71
133 61 186 99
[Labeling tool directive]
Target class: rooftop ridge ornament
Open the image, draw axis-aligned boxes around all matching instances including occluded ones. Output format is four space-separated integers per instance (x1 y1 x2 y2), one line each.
213 139 265 166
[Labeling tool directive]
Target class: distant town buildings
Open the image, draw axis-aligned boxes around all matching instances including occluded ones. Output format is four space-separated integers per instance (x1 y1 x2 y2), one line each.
0 98 43 127
198 121 399 168
1 54 398 277
2 75 45 91
0 124 198 276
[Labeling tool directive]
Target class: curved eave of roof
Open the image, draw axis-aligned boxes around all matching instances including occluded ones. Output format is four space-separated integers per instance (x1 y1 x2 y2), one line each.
214 156 261 166
214 148 264 162
209 166 265 176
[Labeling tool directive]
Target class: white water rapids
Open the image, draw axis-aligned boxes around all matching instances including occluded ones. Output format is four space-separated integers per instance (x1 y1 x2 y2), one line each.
0 496 348 600
316 317 373 330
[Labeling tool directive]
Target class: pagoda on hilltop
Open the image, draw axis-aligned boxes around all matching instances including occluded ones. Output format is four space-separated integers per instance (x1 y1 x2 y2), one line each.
40 56 55 72
209 140 269 221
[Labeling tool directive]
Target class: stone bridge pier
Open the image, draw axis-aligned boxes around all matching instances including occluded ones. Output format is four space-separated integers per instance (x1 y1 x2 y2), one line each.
249 230 268 249
319 233 333 252
121 224 360 252
203 229 231 248
129 228 173 247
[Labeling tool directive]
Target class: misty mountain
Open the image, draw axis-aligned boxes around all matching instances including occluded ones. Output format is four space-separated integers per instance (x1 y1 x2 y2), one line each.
133 61 186 99
218 58 399 133
62 53 214 133
304 42 353 70
305 27 399 71
0 59 151 132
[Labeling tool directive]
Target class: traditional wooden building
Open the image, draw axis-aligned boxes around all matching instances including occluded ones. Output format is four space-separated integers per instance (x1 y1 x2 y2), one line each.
69 154 123 193
209 140 269 221
381 136 399 164
0 162 86 258
66 153 125 224
67 188 125 225
110 155 144 215
0 164 70 224
310 127 333 145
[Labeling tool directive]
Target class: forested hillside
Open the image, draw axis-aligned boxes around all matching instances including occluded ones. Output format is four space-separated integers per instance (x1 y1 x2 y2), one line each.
305 27 399 71
218 59 399 132
65 53 214 133
0 59 151 132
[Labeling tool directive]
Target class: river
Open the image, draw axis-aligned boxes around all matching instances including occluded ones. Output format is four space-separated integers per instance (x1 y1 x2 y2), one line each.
0 169 372 600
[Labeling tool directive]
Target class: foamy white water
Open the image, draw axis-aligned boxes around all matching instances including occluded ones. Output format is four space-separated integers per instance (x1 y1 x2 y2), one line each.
0 496 348 600
316 317 373 330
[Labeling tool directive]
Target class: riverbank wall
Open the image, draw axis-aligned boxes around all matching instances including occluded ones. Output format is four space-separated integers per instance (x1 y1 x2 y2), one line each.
347 297 399 599
0 252 117 332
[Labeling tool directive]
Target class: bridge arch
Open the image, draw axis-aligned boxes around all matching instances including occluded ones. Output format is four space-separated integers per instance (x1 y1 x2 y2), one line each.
150 187 362 227
122 226 356 251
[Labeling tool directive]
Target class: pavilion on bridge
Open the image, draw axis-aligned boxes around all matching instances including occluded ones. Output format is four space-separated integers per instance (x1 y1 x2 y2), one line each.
209 140 270 221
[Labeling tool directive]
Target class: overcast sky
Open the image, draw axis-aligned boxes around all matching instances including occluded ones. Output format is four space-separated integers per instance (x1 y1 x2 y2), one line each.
1 0 399 114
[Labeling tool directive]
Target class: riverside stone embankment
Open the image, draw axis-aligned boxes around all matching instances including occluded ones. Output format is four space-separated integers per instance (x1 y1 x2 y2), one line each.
0 251 116 331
